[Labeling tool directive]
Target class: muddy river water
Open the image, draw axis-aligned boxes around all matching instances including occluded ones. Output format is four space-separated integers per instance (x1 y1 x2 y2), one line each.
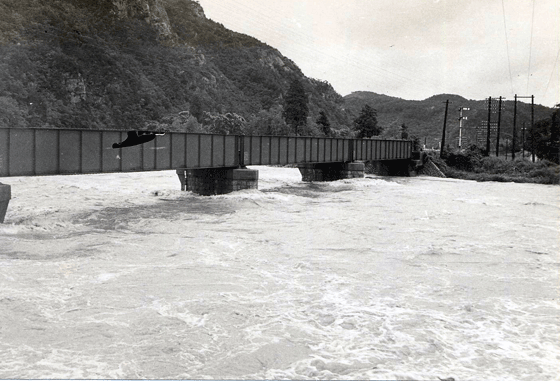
0 167 558 380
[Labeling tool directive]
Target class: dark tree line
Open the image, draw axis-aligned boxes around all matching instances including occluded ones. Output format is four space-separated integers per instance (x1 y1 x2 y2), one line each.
527 106 560 163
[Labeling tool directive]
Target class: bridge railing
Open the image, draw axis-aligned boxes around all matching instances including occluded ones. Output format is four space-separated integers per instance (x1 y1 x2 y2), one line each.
241 136 349 166
353 138 412 161
0 127 412 177
240 136 412 166
0 128 239 177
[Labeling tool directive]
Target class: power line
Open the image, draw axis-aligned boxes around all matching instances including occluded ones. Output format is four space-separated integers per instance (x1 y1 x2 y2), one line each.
500 0 514 94
542 47 560 102
213 1 413 82
527 0 536 94
210 0 442 91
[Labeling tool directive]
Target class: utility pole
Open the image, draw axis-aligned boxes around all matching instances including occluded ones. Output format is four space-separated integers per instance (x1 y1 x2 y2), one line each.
440 99 450 157
531 95 535 162
522 122 526 159
516 95 535 161
458 107 470 149
486 96 492 156
496 96 504 157
512 94 517 160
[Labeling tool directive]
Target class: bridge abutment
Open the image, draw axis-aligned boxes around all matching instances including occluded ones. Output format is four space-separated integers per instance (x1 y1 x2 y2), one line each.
366 159 412 176
176 168 258 196
298 162 365 182
0 183 11 223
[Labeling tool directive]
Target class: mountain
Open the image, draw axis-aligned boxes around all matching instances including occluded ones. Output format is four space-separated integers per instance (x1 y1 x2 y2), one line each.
0 0 351 133
344 91 554 149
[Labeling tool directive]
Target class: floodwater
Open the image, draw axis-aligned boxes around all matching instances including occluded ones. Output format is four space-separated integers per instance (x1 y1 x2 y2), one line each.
0 167 558 380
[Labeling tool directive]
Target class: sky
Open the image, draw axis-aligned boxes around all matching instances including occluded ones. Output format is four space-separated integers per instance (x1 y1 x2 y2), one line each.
197 0 560 107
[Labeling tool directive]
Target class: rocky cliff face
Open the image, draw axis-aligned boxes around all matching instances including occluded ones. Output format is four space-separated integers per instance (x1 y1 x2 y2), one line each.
186 0 206 18
257 48 293 73
112 0 175 38
0 0 353 131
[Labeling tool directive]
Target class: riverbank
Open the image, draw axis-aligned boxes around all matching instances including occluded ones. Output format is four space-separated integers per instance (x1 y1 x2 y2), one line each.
429 151 560 185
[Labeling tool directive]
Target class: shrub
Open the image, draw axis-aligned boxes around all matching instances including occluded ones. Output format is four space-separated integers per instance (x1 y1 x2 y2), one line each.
443 145 483 171
433 145 559 184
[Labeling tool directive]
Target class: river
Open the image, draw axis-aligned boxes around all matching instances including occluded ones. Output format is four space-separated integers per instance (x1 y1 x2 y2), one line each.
0 167 558 380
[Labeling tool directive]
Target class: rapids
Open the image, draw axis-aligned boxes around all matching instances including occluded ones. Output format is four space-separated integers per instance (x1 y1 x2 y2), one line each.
0 167 558 380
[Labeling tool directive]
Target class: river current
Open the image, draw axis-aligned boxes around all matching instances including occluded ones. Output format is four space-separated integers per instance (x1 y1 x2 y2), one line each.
0 167 558 380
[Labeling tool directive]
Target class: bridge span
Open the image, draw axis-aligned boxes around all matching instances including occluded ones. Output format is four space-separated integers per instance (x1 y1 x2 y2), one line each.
0 127 414 222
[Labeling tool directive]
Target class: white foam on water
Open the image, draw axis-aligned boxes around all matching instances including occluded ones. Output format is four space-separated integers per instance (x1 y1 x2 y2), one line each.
0 169 558 379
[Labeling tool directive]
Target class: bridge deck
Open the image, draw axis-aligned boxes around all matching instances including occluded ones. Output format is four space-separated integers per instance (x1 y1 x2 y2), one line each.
0 128 412 177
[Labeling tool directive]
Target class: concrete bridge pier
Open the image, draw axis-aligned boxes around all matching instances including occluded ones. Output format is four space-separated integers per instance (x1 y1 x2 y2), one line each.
0 183 11 223
176 168 259 196
298 162 365 182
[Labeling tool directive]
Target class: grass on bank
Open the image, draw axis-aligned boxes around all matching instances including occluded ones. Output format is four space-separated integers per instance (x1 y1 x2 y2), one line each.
429 151 560 185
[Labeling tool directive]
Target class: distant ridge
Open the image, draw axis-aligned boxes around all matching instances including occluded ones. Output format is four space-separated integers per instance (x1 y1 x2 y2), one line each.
343 91 553 148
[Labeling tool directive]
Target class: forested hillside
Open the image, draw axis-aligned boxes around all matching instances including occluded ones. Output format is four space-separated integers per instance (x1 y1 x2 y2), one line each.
0 0 351 134
344 91 554 149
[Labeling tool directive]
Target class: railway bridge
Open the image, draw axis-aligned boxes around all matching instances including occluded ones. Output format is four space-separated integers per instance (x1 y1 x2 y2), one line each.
0 127 415 222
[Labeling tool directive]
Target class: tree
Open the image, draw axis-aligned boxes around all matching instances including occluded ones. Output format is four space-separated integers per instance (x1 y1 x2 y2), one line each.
201 111 246 135
380 123 400 139
283 78 308 135
353 104 382 138
401 123 409 139
316 110 331 136
246 106 290 136
0 96 29 128
527 105 560 163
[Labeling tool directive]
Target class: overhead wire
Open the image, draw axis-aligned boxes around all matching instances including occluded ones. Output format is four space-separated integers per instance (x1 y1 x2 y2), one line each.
526 0 536 94
223 0 406 68
211 1 408 82
230 0 441 87
210 0 442 92
500 0 514 94
541 47 559 103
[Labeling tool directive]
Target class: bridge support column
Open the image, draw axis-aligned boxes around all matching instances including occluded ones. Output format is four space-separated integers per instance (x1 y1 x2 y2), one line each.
176 169 188 191
176 168 258 196
0 183 11 223
298 162 365 182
